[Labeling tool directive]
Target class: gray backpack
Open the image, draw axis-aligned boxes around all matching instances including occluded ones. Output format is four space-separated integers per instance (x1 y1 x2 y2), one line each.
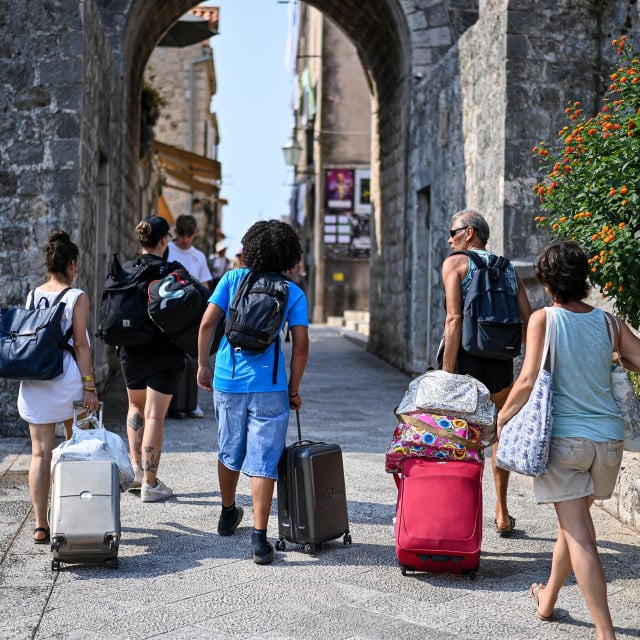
224 272 289 383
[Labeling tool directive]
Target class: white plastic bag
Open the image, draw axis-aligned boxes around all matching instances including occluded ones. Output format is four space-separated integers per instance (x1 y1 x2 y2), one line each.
51 412 134 491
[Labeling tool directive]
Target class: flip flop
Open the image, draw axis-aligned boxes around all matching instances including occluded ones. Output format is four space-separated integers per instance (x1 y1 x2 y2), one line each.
495 515 516 536
529 583 554 621
33 527 50 545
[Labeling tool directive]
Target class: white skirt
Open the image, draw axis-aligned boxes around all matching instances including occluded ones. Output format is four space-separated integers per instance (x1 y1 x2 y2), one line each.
17 352 83 424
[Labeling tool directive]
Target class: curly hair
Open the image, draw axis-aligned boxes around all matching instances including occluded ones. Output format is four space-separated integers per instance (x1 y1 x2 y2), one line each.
241 220 302 273
44 230 78 275
535 240 590 303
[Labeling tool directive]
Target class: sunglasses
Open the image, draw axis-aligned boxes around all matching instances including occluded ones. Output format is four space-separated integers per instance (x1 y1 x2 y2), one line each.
449 226 470 238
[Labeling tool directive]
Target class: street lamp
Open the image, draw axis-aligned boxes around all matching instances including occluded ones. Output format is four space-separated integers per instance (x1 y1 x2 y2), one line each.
282 130 303 168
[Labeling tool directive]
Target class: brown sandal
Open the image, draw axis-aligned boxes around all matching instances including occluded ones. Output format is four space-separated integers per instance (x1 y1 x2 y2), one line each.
529 583 554 621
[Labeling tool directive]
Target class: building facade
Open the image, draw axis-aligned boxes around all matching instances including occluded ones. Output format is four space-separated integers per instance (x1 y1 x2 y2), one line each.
1 0 639 436
287 5 372 322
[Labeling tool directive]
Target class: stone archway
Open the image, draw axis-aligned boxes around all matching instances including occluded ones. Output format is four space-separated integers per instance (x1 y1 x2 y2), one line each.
120 0 415 368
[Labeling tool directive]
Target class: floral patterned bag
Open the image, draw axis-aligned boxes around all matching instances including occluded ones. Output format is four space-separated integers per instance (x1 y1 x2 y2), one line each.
496 308 556 477
385 412 484 474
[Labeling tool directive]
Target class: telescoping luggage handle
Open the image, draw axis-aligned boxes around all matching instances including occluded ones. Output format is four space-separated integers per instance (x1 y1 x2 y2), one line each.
292 409 322 447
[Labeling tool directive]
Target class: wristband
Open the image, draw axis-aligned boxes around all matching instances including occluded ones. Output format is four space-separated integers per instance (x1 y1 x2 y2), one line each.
81 375 95 382
83 387 97 392
289 393 299 398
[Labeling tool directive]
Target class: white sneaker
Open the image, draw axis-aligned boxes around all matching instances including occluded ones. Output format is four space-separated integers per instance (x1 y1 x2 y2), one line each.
190 405 204 418
140 478 173 502
128 465 143 491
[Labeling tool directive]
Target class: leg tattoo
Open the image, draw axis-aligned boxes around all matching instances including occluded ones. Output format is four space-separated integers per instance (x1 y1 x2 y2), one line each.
128 412 144 432
142 446 161 472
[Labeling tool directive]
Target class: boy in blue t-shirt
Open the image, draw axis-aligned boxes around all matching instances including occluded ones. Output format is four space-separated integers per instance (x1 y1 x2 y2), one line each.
197 220 309 564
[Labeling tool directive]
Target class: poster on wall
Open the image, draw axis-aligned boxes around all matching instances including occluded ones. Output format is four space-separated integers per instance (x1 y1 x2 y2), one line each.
325 168 354 209
354 169 371 214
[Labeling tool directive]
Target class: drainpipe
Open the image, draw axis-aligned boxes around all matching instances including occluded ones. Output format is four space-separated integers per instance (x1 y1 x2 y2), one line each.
189 52 212 213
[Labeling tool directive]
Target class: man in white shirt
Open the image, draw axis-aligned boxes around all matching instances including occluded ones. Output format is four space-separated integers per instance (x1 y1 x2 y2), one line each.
167 215 213 289
167 215 213 418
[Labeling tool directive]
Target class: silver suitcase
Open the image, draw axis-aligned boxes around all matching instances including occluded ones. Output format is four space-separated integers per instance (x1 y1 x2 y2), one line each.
49 459 121 571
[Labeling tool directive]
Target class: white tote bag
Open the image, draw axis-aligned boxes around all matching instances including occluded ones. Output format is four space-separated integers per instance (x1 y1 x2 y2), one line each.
496 308 556 477
606 314 640 452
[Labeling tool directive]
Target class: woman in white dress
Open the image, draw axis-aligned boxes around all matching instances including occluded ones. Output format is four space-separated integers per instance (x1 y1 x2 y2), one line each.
17 230 99 544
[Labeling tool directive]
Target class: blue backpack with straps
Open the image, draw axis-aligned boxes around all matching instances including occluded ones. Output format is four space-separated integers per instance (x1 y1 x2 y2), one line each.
452 250 522 360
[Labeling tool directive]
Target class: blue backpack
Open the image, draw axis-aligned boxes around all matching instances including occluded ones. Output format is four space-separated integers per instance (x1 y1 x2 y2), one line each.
452 250 522 360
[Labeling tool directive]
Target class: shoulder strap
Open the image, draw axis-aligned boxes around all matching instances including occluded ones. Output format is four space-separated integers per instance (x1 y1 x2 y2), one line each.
451 249 485 270
28 287 71 310
451 250 511 273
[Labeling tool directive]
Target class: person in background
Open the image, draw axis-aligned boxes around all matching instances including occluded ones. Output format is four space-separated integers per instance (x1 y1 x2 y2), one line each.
167 214 212 289
197 220 309 565
120 215 184 502
497 240 640 638
441 209 532 535
210 241 230 289
167 214 213 418
229 247 244 270
18 230 99 544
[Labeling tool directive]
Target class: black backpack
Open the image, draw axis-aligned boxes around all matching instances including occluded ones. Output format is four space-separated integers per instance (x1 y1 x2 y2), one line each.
452 250 522 360
97 254 171 347
225 272 289 383
147 266 209 357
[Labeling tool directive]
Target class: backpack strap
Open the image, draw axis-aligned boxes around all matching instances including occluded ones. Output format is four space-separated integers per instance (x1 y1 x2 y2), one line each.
28 287 76 360
451 249 510 271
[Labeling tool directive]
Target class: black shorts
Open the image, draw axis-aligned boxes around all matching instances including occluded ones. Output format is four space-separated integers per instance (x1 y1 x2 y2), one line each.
456 348 513 394
119 341 184 395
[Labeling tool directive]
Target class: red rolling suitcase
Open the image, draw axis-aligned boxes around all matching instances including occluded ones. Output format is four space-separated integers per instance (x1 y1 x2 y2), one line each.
394 458 483 576
276 411 352 554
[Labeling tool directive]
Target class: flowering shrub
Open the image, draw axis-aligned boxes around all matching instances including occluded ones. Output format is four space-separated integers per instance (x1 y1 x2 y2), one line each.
532 36 640 327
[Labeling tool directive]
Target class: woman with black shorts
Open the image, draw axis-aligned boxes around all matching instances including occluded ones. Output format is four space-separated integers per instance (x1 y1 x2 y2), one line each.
120 215 184 502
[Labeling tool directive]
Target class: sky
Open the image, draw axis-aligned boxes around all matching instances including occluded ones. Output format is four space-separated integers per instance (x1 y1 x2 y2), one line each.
205 0 295 252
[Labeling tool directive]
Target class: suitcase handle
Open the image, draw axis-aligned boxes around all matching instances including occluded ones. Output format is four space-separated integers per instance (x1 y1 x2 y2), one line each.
296 409 302 441
73 400 104 429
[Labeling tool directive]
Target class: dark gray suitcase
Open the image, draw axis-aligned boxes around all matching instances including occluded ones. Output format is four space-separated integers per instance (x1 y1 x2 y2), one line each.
49 460 120 571
276 411 351 553
168 354 198 417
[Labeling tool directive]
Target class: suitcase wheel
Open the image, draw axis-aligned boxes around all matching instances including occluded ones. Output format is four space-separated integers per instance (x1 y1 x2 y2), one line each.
342 532 352 545
51 559 61 573
399 563 413 576
111 557 119 569
275 538 286 552
303 543 318 554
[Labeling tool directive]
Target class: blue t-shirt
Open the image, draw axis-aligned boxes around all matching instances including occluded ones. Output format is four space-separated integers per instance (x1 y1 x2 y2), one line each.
210 268 308 393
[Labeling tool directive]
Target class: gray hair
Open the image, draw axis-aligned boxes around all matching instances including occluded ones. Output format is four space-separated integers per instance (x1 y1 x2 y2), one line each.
451 209 490 245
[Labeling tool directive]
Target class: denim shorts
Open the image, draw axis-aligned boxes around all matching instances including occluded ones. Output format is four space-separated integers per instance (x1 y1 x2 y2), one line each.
534 437 624 503
214 390 290 479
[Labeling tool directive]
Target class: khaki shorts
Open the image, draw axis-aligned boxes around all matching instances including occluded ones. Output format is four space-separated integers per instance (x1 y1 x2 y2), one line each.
534 437 624 504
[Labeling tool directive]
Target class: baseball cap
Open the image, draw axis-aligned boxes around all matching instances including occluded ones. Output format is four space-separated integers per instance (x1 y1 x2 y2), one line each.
145 215 172 243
